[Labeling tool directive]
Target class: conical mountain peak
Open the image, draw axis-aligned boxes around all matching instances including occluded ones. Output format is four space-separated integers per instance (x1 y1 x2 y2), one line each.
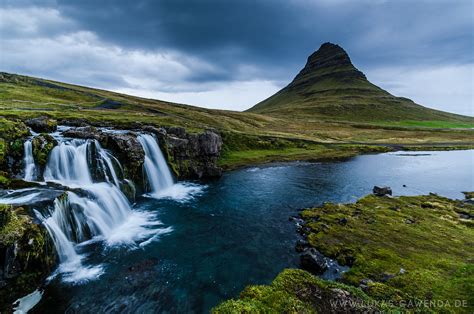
293 42 365 84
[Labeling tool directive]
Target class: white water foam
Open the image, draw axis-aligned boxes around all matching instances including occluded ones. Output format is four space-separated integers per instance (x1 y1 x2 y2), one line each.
35 137 170 284
13 289 43 314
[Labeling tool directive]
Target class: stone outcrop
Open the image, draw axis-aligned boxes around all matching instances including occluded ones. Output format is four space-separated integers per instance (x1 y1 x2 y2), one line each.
0 205 57 311
25 116 57 133
300 248 328 275
373 186 392 196
144 126 223 179
31 134 57 171
101 132 145 187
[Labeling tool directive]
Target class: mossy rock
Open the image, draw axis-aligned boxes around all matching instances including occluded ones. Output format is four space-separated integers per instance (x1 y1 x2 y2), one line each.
32 133 57 166
0 205 57 311
213 269 387 313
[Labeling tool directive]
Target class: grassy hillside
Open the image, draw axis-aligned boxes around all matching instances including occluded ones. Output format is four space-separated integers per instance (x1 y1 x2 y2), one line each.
0 70 473 169
248 43 473 126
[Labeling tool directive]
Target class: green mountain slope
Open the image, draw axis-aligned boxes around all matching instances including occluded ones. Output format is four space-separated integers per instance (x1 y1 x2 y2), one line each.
248 43 473 124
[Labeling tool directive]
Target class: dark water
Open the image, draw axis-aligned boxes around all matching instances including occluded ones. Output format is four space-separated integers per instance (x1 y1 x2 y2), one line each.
34 150 473 313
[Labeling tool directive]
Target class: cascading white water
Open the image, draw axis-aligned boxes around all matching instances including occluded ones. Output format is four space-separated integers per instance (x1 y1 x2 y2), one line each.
137 133 204 200
23 140 37 181
137 134 174 192
44 139 92 186
36 136 166 283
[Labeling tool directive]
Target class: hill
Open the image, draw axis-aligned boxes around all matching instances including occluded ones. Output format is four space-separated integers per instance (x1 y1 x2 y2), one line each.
248 43 473 125
1 62 473 169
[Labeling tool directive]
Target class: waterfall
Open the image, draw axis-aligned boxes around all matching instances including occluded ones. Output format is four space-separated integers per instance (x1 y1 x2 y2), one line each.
137 134 174 192
35 135 167 283
137 133 204 201
23 140 37 181
44 139 93 186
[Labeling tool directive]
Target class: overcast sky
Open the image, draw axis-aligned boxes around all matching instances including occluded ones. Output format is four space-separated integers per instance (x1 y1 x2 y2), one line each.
1 0 473 115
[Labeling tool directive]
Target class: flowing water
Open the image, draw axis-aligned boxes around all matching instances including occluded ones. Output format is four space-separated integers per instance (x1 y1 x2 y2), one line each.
23 139 36 181
2 136 473 313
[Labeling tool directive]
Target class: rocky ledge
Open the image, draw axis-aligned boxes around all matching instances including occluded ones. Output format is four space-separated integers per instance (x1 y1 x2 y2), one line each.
142 126 223 179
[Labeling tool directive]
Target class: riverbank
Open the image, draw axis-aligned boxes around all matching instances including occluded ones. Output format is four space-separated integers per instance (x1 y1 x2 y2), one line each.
214 192 474 313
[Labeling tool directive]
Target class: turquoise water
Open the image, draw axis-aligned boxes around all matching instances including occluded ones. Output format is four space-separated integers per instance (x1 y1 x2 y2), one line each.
34 150 474 313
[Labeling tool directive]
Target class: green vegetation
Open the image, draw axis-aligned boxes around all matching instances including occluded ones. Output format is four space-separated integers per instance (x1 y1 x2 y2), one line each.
213 269 387 313
0 205 57 311
299 193 474 312
219 132 391 169
376 120 474 129
32 133 57 166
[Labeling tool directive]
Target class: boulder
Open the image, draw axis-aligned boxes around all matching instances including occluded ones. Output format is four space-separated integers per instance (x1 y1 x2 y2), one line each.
25 116 57 133
62 126 104 141
31 134 57 168
373 186 392 196
300 248 328 274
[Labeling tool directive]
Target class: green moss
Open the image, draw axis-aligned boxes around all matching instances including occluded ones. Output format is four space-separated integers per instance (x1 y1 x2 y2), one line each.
300 194 474 312
31 133 57 166
0 205 57 311
213 269 389 313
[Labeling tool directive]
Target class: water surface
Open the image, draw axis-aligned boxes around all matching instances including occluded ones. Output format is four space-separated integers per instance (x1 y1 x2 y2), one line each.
34 150 473 313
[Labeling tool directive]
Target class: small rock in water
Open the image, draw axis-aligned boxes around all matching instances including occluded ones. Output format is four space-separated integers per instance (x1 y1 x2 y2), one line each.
300 248 328 275
295 239 309 252
373 186 392 196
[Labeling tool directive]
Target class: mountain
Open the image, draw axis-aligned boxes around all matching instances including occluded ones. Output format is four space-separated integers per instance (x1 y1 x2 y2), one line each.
248 43 472 123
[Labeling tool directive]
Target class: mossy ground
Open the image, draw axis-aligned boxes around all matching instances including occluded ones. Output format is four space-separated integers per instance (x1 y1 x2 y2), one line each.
213 269 389 313
300 194 474 312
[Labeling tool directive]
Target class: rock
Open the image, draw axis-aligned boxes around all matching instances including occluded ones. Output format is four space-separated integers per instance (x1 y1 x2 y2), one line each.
373 186 392 196
295 239 309 252
158 127 223 179
25 116 57 133
62 126 104 141
0 205 57 310
31 134 57 167
300 248 328 274
338 217 348 225
101 132 145 190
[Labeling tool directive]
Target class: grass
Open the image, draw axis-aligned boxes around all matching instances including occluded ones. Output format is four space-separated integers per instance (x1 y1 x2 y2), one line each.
212 269 390 313
1 72 473 170
300 193 474 312
376 120 474 129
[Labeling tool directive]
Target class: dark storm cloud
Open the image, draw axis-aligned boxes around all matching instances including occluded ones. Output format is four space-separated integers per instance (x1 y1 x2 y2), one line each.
1 0 472 113
27 0 474 72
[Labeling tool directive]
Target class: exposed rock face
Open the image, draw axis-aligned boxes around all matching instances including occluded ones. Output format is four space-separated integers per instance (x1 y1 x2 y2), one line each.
373 186 392 196
101 132 145 187
145 126 223 179
300 248 328 275
0 205 57 311
25 116 57 133
62 126 104 141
